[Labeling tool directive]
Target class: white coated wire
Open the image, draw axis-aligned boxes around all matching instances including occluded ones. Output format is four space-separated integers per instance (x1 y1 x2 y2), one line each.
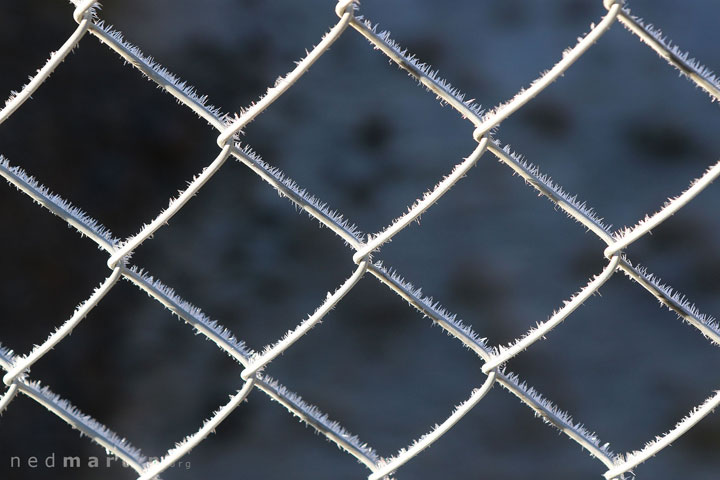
1 1 719 479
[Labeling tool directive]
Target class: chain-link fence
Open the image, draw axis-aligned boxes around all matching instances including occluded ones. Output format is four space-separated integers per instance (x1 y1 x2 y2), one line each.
1 0 719 479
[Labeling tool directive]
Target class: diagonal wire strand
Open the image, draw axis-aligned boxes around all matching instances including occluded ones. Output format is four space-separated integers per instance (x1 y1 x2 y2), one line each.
1 0 719 477
352 138 488 264
107 145 233 268
0 345 147 471
2 268 122 386
605 159 720 258
613 6 720 102
241 261 368 380
138 379 257 480
481 255 621 374
472 2 622 139
216 2 356 147
369 372 497 480
0 11 92 124
0 154 380 472
349 12 720 350
604 389 720 480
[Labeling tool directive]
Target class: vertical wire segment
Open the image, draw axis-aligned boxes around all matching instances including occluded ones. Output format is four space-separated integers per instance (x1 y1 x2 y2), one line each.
0 383 19 415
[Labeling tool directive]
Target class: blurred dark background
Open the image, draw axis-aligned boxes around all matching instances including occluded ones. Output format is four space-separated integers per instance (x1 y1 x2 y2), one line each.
1 1 719 479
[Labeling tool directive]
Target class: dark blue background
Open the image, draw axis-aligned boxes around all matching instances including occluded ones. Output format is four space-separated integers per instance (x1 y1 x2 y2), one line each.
1 1 719 479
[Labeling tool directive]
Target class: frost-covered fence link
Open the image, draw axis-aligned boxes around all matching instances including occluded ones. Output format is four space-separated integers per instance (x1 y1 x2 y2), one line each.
1 0 719 479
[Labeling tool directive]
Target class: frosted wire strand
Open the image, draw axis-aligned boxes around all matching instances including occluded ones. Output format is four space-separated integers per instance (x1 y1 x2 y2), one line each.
107 145 233 268
618 260 720 344
122 267 253 364
0 347 147 473
0 158 118 252
365 263 616 467
369 372 497 480
125 267 381 469
604 390 720 480
254 374 380 470
0 154 378 467
89 0 720 359
353 11 719 463
138 379 256 480
3 0 718 475
472 3 621 139
481 255 621 374
85 24 225 129
1 33 707 478
125 267 380 468
614 9 720 102
485 143 614 240
241 261 368 380
605 159 720 257
498 370 616 468
346 9 720 353
2 268 122 386
82 0 720 360
17 379 146 472
485 143 720 346
82 17 627 443
348 19 482 125
84 24 363 248
353 4 719 351
0 17 91 125
352 138 488 264
366 263 492 360
354 0 720 352
0 383 18 414
216 5 355 146
228 143 363 247
0 157 379 470
0 0 600 476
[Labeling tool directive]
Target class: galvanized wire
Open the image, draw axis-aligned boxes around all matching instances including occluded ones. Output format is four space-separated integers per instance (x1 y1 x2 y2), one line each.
1 1 718 479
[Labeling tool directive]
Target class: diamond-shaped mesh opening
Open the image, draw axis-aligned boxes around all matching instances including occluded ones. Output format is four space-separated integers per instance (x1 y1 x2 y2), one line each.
0 39 222 238
130 165 359 348
488 17 720 230
505 273 720 451
261 277 481 454
27 280 244 453
0 184 108 351
241 32 475 235
376 153 610 346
